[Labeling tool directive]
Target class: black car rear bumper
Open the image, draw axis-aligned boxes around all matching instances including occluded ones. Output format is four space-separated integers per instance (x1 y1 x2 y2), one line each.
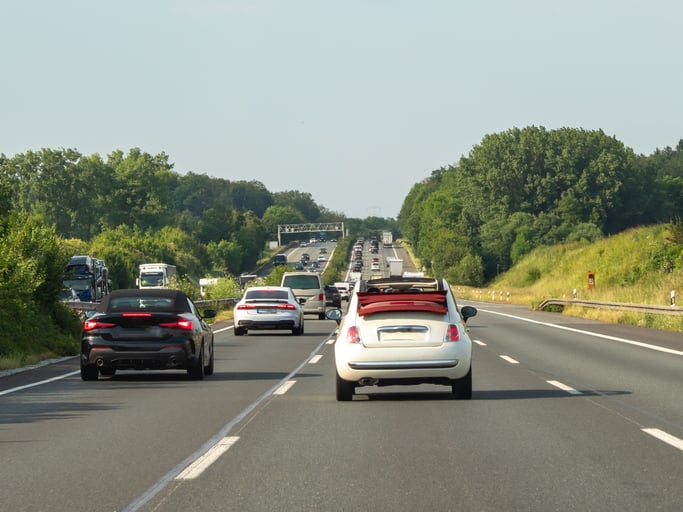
81 341 197 370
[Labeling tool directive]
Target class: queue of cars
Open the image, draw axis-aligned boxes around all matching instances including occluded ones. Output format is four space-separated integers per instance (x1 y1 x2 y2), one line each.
79 241 478 402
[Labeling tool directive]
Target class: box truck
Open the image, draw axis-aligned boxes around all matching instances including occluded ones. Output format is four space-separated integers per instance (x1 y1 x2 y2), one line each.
137 263 177 289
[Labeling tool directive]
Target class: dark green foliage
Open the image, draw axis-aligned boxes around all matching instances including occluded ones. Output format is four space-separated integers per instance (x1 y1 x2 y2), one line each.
0 213 78 358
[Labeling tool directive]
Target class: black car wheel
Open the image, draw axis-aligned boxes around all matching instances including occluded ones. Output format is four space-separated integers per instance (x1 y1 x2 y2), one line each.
451 366 472 400
234 327 246 336
336 372 355 401
81 363 99 381
187 345 205 380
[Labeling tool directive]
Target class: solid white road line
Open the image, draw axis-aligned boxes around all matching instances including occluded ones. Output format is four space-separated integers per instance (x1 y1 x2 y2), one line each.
479 308 683 356
0 370 80 396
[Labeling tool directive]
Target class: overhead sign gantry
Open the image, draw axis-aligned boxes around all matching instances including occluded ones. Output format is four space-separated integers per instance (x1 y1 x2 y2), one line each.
277 222 345 246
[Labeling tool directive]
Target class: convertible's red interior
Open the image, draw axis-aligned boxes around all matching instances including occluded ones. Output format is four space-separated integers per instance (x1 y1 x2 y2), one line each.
356 291 448 316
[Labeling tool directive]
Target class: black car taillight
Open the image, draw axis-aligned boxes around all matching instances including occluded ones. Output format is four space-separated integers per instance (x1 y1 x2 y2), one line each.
159 319 194 330
83 320 116 331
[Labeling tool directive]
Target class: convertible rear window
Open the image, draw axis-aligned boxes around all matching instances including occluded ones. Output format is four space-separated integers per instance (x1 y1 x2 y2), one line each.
357 291 448 316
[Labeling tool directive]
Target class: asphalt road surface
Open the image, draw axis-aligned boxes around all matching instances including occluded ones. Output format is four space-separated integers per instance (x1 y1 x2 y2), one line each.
1 303 682 512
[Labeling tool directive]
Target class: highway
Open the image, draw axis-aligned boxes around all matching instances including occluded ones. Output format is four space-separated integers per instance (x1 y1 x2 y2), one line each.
1 299 681 511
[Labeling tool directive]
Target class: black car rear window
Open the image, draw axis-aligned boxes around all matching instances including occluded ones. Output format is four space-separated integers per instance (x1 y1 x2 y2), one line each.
108 296 176 311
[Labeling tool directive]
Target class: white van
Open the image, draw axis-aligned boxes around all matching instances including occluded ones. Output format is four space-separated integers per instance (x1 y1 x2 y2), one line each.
281 272 326 319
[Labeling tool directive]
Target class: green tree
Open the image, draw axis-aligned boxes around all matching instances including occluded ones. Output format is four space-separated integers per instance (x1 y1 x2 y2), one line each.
273 190 321 221
103 148 175 231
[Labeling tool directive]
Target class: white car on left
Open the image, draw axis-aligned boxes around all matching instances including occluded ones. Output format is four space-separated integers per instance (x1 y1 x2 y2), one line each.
233 286 304 336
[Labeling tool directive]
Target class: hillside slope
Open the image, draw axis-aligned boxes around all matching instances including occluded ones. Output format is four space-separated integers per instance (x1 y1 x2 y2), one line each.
450 224 683 333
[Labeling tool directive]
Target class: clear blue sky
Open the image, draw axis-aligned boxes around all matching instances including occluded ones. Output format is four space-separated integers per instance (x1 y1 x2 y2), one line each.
2 0 682 219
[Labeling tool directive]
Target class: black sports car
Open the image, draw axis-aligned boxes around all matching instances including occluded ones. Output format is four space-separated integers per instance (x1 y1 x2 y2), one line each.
80 289 216 380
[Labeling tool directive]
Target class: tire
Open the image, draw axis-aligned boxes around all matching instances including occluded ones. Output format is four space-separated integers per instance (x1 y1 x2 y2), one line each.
234 327 245 336
99 367 116 377
187 346 205 380
318 312 326 320
204 339 214 376
336 372 355 401
451 366 472 400
81 363 99 381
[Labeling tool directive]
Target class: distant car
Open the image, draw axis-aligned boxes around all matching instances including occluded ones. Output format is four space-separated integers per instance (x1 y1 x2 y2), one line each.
317 255 326 262
233 286 304 336
370 262 380 271
273 253 288 266
319 247 327 254
325 285 342 308
80 289 216 381
334 282 351 301
332 275 477 401
301 253 311 261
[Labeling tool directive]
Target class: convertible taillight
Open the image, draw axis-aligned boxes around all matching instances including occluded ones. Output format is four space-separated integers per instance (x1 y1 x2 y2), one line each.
346 326 361 344
444 324 460 342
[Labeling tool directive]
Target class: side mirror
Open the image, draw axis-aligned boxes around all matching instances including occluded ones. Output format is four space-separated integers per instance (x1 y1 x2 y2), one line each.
460 305 477 323
325 308 343 325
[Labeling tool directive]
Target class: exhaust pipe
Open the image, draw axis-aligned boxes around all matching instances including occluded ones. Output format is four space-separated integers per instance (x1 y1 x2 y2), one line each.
96 358 104 367
358 377 379 386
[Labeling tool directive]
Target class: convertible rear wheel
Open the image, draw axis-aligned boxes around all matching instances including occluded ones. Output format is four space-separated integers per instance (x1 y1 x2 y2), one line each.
451 366 472 400
336 372 355 401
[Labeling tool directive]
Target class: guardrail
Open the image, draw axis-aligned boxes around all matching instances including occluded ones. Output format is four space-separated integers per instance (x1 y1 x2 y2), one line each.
537 298 683 316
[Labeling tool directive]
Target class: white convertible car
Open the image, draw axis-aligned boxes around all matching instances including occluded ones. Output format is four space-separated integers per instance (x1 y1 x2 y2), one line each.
330 276 477 401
